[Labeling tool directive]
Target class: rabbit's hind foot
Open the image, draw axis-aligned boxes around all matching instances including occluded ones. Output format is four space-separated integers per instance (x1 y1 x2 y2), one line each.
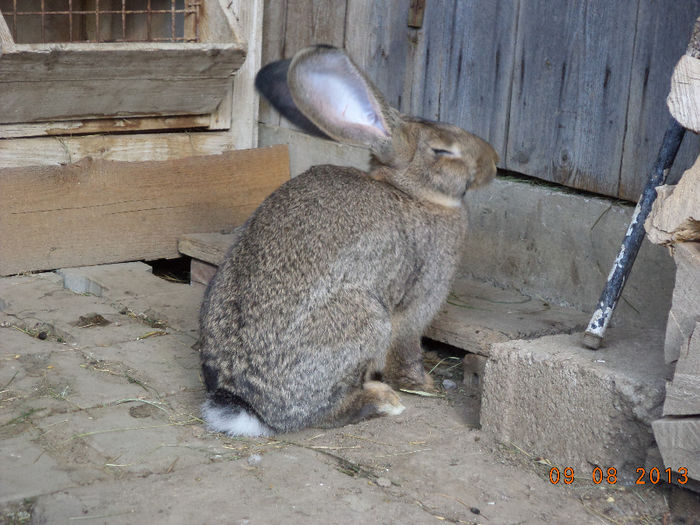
320 380 405 428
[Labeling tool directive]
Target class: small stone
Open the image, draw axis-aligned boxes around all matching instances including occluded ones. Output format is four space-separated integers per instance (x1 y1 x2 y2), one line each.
37 331 48 340
442 379 457 390
375 477 392 488
247 454 262 466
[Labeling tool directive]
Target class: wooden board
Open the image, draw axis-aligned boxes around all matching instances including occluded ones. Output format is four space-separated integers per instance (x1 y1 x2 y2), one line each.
260 0 700 201
259 0 288 126
399 0 517 162
0 145 290 276
619 2 700 199
0 78 230 124
506 0 637 198
0 132 240 168
227 0 264 149
0 115 211 140
179 231 239 265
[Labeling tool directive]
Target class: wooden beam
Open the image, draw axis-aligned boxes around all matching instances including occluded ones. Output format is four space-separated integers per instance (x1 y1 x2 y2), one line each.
0 132 239 168
0 145 290 276
0 115 211 139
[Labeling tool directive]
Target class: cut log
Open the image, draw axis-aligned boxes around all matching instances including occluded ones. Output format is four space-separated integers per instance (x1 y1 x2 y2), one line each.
667 54 700 133
664 243 700 364
645 155 700 245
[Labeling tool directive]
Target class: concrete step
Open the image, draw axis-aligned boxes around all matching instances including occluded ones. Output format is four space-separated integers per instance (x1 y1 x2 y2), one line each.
481 327 672 478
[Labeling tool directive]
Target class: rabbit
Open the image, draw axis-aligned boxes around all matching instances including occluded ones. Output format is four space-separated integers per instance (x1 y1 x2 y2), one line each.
199 45 498 437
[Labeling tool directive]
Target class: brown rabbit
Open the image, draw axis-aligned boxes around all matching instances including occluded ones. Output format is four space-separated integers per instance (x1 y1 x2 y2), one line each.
199 45 498 436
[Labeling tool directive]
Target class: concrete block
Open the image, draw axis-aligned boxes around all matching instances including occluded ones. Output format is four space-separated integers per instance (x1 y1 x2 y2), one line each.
481 328 670 475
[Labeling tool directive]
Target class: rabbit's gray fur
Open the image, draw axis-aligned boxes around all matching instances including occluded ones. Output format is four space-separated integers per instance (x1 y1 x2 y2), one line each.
199 46 498 436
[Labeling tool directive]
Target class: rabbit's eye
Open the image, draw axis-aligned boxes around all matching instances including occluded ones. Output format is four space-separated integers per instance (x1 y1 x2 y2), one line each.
431 148 454 157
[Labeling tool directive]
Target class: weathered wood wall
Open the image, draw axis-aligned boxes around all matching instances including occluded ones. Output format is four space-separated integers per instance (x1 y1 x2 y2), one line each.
261 0 700 202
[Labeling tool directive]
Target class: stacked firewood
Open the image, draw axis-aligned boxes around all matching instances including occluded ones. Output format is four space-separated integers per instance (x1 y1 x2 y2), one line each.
647 16 700 486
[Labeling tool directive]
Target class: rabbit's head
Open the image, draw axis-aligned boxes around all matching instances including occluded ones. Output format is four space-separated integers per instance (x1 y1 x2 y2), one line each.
256 45 498 208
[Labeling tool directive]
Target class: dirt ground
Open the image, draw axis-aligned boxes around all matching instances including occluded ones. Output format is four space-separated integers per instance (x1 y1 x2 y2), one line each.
1 262 698 524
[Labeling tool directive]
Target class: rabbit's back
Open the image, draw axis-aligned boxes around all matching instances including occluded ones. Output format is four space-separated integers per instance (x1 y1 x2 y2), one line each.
199 166 465 431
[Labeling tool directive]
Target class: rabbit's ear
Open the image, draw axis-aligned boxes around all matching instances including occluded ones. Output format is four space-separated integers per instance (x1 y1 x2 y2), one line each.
287 46 396 150
255 58 330 139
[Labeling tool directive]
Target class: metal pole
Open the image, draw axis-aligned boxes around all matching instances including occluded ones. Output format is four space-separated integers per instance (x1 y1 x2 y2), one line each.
583 118 686 349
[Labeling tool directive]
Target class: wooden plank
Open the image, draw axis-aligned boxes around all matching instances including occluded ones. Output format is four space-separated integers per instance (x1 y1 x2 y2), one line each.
402 0 453 120
619 1 700 201
667 54 700 134
258 0 288 126
0 78 229 124
506 0 638 198
0 132 239 168
0 115 211 139
227 0 264 149
0 45 245 81
0 145 290 276
178 231 238 265
285 0 346 55
425 274 589 355
344 0 410 111
652 417 700 481
190 259 218 287
276 0 347 132
438 0 518 163
200 0 246 45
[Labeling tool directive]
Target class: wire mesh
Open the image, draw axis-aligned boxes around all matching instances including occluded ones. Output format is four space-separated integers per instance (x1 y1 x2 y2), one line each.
0 0 200 43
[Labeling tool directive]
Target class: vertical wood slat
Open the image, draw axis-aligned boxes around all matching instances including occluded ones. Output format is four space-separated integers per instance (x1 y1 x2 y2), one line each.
259 0 288 127
619 0 700 201
344 0 411 111
274 0 347 131
506 0 639 198
260 1 700 201
437 0 518 164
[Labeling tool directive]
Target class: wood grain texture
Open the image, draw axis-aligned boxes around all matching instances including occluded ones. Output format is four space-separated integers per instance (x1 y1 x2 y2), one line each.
619 1 700 200
0 132 239 168
261 0 700 200
179 231 239 265
228 0 263 149
0 78 230 124
667 55 700 134
344 0 410 111
506 0 638 197
431 0 517 162
0 115 211 139
0 145 290 276
0 45 245 82
259 0 288 126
